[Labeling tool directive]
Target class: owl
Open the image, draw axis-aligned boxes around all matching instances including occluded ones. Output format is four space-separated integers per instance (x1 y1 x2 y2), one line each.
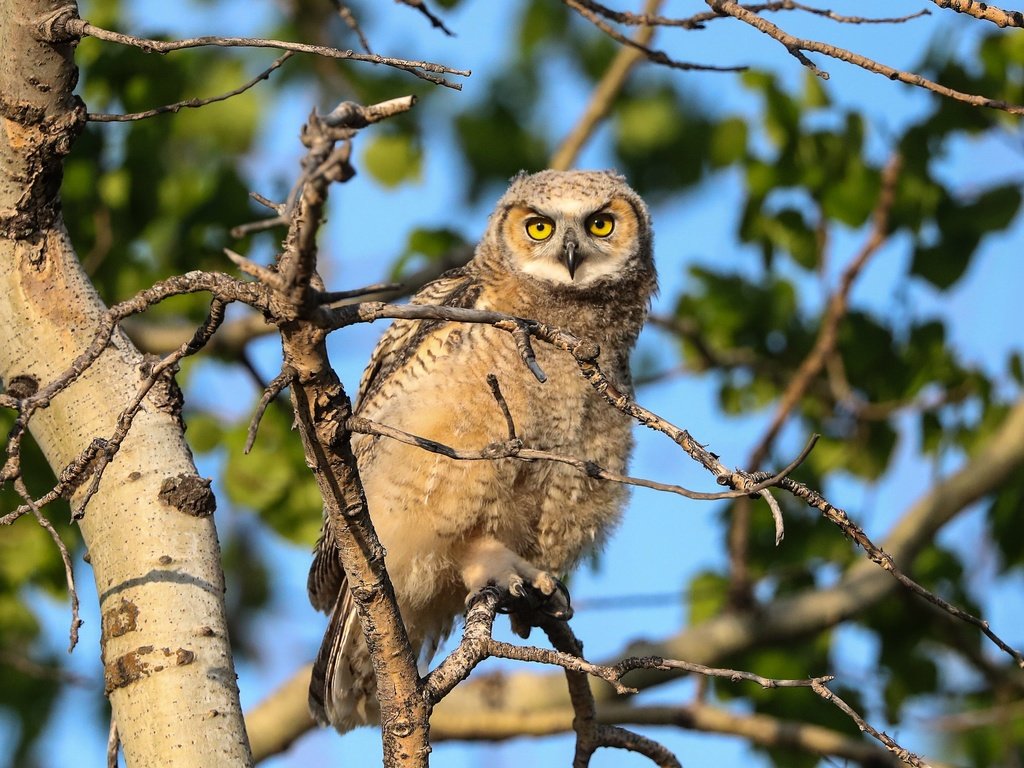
307 169 658 731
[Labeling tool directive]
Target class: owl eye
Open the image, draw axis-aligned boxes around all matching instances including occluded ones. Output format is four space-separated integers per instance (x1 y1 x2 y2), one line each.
587 213 615 238
525 217 555 241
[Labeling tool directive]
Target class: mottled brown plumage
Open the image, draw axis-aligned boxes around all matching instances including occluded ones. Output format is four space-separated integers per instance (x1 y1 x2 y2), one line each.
308 169 657 730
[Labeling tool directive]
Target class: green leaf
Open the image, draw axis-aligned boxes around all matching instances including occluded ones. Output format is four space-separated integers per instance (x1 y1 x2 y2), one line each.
687 570 728 625
1010 351 1024 385
766 208 819 269
801 70 831 108
989 479 1024 566
912 184 1022 289
362 132 423 188
709 117 748 167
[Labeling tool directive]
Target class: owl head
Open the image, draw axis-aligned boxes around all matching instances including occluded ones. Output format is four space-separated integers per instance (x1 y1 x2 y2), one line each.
484 169 654 290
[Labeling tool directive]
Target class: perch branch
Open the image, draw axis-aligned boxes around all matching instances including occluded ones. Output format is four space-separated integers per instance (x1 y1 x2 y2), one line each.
323 298 1024 667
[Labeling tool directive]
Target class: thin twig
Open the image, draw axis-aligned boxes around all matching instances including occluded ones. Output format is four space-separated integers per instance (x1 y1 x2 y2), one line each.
245 366 296 454
485 374 518 441
727 154 902 601
60 17 469 89
395 0 455 36
333 1 373 52
706 0 1024 113
316 283 404 305
571 0 929 28
224 249 287 293
810 679 931 767
749 154 902 467
565 0 745 73
16 478 81 651
5 296 235 526
347 414 813 503
543 619 683 768
87 52 294 121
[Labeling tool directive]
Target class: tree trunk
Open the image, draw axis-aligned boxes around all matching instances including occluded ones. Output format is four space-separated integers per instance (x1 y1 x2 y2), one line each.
0 1 251 765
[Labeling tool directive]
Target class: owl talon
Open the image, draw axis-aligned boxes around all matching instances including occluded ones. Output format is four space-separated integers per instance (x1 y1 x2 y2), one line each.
466 584 504 611
508 574 528 599
540 579 573 621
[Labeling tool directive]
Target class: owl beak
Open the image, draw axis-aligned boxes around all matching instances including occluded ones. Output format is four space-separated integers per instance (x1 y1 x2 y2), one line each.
563 236 580 280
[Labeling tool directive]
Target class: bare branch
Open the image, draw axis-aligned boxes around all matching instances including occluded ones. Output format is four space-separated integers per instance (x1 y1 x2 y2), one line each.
255 97 429 764
55 15 470 89
16 478 81 651
3 296 235 528
544 618 679 768
346 412 813 503
809 679 932 766
570 0 929 28
224 249 287 293
485 374 517 441
245 366 296 454
564 0 745 73
395 0 455 36
929 0 1024 28
87 52 294 122
728 153 902 601
321 95 419 128
332 1 373 52
316 282 404 305
706 0 1024 113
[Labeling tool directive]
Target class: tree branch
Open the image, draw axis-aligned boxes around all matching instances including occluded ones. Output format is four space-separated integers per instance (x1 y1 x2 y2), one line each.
564 0 744 73
706 0 1024 114
929 0 1024 28
87 52 295 122
242 97 429 766
48 11 469 89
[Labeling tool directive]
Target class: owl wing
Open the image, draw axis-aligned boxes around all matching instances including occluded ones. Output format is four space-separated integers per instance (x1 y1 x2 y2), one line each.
356 264 482 408
307 264 481 613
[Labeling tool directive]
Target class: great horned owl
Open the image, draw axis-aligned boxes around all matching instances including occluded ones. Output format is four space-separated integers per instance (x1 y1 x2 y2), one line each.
308 169 657 731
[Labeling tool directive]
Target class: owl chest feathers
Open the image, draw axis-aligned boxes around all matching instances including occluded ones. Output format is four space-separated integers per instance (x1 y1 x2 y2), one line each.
354 267 640 578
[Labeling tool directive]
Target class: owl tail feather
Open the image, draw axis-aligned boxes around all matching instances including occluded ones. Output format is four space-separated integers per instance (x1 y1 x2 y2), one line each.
309 586 379 732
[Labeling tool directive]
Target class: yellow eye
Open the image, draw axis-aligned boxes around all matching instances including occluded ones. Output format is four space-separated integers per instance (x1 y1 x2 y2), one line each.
587 213 615 238
525 217 555 241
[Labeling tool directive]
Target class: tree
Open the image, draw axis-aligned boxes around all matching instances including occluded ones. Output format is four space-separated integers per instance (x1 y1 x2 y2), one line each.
2 1 1023 766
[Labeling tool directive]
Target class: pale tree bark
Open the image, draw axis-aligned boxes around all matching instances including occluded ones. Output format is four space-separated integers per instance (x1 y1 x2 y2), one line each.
0 1 251 765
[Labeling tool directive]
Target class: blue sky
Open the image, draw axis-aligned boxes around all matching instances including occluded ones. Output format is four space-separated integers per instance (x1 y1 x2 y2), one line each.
16 2 1024 767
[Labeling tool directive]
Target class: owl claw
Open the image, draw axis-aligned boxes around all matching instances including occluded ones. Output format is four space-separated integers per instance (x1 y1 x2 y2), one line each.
465 584 504 611
540 579 573 621
508 574 528 599
460 540 574 631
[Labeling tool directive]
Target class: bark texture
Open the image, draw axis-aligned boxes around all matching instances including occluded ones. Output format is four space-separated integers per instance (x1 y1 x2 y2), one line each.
0 2 251 765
